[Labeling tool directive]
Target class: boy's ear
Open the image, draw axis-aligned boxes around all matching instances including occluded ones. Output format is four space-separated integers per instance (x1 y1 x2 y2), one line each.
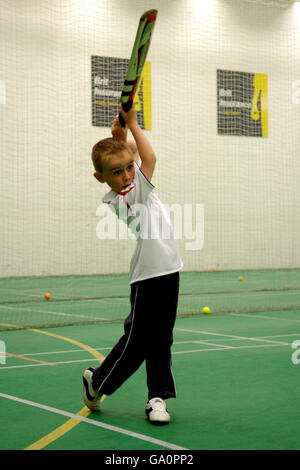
93 171 105 183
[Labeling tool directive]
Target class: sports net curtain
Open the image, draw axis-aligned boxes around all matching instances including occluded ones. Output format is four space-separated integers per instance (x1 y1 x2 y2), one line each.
1 0 299 281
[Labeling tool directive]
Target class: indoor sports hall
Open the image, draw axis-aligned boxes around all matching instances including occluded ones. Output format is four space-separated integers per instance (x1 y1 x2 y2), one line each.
1 0 300 452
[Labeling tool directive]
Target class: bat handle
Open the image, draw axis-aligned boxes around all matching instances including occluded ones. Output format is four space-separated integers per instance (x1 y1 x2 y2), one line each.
119 100 133 127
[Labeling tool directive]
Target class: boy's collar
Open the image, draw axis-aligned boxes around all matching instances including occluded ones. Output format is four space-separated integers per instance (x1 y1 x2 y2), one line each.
118 183 135 196
102 181 135 204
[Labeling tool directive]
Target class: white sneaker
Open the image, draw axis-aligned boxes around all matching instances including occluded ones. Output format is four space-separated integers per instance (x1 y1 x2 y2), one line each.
145 398 170 424
83 368 101 411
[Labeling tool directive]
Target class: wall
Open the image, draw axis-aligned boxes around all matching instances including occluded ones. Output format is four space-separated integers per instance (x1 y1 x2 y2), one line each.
0 0 299 277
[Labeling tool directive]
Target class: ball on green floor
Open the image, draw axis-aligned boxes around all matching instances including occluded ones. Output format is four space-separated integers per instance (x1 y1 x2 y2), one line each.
202 306 211 314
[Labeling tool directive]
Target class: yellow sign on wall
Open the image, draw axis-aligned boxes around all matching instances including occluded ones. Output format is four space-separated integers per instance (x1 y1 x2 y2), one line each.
217 70 268 137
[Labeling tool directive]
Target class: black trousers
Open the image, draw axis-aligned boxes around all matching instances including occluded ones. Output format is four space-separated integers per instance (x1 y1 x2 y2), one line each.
92 272 180 400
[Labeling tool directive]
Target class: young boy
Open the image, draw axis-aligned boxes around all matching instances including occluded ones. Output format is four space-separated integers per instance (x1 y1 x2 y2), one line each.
83 106 183 424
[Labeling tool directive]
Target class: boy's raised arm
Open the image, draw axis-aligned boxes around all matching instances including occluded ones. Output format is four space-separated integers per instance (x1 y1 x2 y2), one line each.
111 114 128 142
119 106 156 182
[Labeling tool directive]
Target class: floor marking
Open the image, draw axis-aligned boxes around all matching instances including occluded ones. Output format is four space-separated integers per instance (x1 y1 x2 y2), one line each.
259 333 300 339
4 341 215 359
0 362 59 370
24 406 93 451
230 312 300 323
0 393 187 451
0 304 110 321
0 322 106 450
24 327 107 450
4 351 55 365
174 327 290 346
193 340 233 349
0 357 101 370
0 341 291 371
27 327 107 359
173 343 287 355
12 346 112 357
5 336 299 360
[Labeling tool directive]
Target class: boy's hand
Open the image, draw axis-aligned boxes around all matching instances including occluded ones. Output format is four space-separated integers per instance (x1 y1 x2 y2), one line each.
111 115 127 142
119 105 138 130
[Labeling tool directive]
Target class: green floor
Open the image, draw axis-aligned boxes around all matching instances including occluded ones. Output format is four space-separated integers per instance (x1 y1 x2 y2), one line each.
1 310 300 450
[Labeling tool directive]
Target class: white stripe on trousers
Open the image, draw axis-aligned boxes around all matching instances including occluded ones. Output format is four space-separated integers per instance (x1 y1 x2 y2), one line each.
96 286 139 393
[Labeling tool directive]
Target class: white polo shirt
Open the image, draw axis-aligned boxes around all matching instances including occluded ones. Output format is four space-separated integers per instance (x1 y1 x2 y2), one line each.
103 162 183 284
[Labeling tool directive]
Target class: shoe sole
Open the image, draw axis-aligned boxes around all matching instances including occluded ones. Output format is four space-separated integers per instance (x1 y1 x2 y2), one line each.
148 417 170 426
145 404 170 424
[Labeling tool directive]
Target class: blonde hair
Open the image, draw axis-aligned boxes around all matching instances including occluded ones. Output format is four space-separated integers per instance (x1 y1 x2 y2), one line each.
91 137 133 173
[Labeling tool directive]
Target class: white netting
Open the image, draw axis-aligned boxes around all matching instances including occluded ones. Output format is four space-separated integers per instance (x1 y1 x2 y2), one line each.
0 0 299 279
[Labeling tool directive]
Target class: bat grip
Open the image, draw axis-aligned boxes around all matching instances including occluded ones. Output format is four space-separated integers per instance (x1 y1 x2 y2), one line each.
119 100 133 127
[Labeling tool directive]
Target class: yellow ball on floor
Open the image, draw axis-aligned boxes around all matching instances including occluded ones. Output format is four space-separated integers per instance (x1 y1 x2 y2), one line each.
44 293 51 300
202 306 211 314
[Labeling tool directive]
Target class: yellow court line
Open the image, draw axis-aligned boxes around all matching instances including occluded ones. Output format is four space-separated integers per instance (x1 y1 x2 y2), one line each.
25 406 91 450
0 322 106 450
28 327 106 362
24 396 107 450
24 327 106 450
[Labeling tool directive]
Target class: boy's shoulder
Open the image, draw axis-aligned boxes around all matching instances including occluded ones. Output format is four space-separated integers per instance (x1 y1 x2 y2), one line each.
135 162 155 191
102 189 117 204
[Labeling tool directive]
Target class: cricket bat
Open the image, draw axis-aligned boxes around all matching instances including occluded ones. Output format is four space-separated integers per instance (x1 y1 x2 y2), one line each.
119 9 158 127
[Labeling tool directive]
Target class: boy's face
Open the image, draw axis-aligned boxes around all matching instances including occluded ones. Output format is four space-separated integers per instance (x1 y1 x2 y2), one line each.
98 150 135 193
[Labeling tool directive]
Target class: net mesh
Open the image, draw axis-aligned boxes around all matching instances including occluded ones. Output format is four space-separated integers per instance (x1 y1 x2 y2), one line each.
0 0 300 330
0 269 299 331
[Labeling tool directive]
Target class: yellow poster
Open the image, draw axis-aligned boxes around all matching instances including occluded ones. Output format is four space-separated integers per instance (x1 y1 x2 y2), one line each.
217 70 268 137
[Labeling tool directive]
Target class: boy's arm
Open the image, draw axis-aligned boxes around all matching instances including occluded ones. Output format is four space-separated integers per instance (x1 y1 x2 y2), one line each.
111 114 127 142
120 106 156 182
111 114 139 165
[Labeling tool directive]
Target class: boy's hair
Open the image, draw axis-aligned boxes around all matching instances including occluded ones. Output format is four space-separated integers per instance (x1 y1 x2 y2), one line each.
92 137 133 173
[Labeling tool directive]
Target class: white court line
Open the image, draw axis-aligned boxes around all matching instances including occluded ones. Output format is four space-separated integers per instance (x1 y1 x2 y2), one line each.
0 392 187 451
174 328 290 346
258 333 300 339
230 313 300 323
173 343 287 355
190 340 233 349
0 342 290 370
8 336 300 359
3 341 206 358
0 358 100 370
10 347 112 357
0 304 110 322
